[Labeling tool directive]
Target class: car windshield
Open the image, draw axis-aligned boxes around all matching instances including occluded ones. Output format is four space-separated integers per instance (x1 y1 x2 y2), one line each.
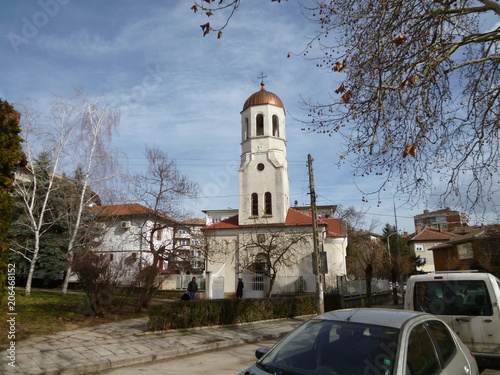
258 319 400 375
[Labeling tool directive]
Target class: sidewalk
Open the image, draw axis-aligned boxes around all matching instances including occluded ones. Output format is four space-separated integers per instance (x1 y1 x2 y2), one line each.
1 315 310 375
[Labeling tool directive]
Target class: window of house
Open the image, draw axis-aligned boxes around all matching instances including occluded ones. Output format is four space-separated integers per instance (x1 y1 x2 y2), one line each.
191 260 203 269
264 192 272 215
156 228 163 240
272 115 279 137
251 193 259 216
256 114 264 136
245 117 249 139
257 163 265 171
421 257 427 265
177 238 190 246
457 242 473 259
415 243 425 252
109 254 114 261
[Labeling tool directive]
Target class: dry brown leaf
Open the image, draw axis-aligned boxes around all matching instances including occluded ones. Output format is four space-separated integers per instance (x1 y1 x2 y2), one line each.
333 60 346 72
403 144 417 158
391 34 407 46
341 90 353 103
200 23 211 37
335 83 346 94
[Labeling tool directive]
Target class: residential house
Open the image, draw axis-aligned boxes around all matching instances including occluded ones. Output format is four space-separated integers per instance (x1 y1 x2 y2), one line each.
169 217 206 273
90 203 179 285
408 227 463 272
430 225 500 275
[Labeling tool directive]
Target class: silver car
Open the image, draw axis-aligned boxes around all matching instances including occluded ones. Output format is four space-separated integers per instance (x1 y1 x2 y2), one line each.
239 308 479 375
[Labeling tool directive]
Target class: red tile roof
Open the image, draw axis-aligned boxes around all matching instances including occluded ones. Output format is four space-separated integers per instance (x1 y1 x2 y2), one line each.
181 217 206 225
409 227 461 241
91 203 178 223
203 208 346 237
322 218 346 237
204 214 240 230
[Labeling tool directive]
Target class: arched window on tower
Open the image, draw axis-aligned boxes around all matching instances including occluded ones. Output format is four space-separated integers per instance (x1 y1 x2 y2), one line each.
256 114 264 136
251 193 259 216
272 115 279 137
245 117 250 140
264 192 272 215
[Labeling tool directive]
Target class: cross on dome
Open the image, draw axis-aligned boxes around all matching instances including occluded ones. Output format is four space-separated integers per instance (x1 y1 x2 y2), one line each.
258 72 268 88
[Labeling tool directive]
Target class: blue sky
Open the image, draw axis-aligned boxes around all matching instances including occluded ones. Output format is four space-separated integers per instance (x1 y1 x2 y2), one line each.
1 1 497 233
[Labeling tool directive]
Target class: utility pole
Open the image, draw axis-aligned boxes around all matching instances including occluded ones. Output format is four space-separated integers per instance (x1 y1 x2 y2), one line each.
393 200 402 305
308 154 324 315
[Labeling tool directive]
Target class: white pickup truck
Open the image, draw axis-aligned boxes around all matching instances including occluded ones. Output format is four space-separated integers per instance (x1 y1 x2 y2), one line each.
404 271 500 365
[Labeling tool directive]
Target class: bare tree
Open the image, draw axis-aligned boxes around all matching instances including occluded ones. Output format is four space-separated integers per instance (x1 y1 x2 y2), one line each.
336 205 379 232
346 230 386 306
131 146 198 310
11 101 75 296
192 0 499 213
11 92 119 296
237 226 310 298
60 91 119 294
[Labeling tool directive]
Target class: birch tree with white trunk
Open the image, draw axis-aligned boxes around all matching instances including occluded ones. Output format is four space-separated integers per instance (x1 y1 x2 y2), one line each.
12 99 77 296
60 91 119 294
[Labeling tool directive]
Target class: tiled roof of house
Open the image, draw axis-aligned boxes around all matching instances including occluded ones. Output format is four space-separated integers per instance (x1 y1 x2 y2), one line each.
181 217 206 225
322 218 346 237
428 225 499 250
91 203 178 223
203 208 347 237
409 227 462 242
203 214 240 229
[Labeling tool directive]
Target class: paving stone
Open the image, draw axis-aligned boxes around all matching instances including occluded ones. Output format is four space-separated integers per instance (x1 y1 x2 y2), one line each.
6 316 309 375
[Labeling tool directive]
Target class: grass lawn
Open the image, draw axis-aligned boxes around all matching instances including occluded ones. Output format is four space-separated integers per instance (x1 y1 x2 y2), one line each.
0 289 149 348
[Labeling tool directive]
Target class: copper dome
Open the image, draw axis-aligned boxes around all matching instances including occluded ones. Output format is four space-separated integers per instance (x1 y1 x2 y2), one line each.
242 82 284 112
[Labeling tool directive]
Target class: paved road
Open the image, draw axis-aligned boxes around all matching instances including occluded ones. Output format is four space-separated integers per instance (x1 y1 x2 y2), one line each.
98 339 500 375
97 340 276 375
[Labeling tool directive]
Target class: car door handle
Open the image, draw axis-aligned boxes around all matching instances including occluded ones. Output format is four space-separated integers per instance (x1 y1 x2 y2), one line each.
484 319 493 322
455 317 471 322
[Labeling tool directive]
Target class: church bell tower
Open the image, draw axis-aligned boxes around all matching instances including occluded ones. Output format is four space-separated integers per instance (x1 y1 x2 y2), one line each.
238 80 290 225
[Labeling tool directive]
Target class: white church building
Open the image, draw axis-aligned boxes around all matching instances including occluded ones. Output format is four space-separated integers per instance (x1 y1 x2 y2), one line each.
203 81 347 299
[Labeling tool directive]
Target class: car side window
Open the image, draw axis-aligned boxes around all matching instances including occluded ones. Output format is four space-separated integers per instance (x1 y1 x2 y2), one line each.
426 320 456 366
406 324 441 375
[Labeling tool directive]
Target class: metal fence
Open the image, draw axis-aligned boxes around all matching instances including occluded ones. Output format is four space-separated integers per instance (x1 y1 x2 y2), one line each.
158 273 390 298
336 277 391 296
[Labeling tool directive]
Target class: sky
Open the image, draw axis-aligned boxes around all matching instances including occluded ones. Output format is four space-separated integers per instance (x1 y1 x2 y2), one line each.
1 1 498 234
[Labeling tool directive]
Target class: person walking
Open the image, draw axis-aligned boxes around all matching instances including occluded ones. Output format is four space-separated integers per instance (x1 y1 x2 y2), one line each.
187 277 198 300
236 278 244 298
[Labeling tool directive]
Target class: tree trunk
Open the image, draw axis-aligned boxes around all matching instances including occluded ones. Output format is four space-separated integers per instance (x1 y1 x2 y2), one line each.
266 274 276 298
24 231 40 297
365 265 373 307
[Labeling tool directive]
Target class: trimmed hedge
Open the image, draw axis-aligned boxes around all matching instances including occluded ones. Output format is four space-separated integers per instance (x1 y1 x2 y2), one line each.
148 295 317 331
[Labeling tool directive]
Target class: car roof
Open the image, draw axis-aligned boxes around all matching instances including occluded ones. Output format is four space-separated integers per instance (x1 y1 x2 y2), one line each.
408 272 498 282
312 308 431 329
